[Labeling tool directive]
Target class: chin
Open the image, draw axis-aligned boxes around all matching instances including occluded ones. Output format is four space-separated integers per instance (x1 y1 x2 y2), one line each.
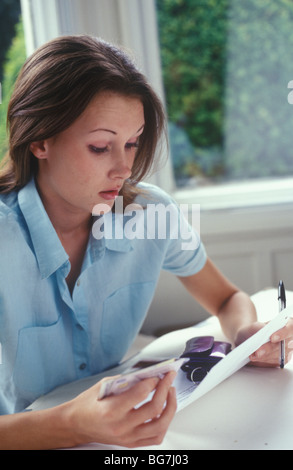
91 200 114 216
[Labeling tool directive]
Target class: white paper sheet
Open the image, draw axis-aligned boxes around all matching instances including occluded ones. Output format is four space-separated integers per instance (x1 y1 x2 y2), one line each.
27 301 293 414
161 305 292 410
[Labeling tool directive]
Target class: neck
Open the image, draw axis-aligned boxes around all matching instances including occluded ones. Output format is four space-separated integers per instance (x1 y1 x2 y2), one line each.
35 177 92 238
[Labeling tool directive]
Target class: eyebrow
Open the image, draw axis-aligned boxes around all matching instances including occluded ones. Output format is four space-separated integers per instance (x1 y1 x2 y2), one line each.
89 124 145 135
89 128 116 135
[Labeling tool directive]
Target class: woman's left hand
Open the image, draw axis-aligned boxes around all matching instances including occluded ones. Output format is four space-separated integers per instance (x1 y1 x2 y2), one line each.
235 319 293 367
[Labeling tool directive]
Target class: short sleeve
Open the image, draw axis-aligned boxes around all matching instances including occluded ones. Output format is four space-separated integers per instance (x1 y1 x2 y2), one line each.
162 237 207 277
135 182 207 277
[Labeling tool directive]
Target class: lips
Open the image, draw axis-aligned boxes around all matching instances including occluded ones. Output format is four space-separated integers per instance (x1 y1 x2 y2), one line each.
99 189 120 200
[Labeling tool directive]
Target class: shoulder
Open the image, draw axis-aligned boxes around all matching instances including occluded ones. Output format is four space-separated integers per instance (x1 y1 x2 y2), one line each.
0 191 19 221
135 182 176 207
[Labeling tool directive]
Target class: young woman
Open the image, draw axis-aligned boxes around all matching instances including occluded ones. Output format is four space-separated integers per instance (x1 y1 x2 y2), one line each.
0 35 292 449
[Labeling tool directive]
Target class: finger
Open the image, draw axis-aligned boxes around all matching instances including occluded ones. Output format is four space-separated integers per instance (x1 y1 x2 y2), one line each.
124 387 177 448
134 386 177 446
130 371 176 425
271 319 293 343
111 376 161 410
250 340 280 365
108 384 177 449
250 342 276 360
250 340 292 367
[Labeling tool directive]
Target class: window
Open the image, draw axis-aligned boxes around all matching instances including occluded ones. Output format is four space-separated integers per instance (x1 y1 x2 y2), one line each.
0 1 26 161
156 0 293 194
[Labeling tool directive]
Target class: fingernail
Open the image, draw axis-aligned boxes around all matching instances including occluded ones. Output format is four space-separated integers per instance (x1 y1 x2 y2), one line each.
257 349 265 358
272 334 280 342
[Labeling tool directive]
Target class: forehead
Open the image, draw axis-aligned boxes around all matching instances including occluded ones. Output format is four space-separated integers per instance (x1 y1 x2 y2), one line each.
75 92 145 135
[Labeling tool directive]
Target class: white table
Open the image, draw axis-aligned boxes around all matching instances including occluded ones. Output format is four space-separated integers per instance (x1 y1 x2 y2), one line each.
29 289 293 450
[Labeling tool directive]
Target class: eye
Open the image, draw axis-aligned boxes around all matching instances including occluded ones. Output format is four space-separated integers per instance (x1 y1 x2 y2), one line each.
88 145 109 154
125 141 139 150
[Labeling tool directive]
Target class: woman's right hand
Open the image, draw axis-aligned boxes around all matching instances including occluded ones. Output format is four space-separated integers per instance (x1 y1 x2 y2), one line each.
64 371 177 448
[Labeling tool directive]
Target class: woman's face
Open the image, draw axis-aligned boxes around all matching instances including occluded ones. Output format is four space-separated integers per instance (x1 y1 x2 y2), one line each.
33 91 145 216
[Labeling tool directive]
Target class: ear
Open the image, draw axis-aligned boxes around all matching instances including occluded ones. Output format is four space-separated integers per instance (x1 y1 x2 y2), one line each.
29 141 48 160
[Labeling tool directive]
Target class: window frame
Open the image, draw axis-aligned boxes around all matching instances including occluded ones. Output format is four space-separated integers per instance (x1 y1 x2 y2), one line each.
20 0 293 214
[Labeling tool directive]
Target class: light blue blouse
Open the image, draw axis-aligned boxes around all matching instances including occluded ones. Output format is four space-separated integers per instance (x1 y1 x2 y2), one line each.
0 179 206 414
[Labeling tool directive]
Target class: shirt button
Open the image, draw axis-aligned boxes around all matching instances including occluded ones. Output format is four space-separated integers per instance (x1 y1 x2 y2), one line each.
76 279 81 287
79 363 87 370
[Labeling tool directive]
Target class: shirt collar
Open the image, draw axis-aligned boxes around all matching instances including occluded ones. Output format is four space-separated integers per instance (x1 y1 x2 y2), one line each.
18 180 133 278
18 179 69 279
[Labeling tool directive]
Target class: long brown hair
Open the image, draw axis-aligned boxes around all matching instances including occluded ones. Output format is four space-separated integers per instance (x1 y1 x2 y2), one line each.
0 35 166 205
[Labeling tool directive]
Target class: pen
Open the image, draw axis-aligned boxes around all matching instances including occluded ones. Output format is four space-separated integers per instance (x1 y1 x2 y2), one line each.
278 280 286 369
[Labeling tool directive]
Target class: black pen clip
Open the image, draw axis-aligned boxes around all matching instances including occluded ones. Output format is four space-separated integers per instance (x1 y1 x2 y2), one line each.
278 280 286 309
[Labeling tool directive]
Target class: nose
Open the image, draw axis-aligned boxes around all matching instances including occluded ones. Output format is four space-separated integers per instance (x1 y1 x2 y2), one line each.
108 150 133 181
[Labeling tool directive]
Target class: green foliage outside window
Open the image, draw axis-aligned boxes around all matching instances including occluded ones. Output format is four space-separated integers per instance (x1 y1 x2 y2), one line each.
0 0 21 83
157 0 293 185
0 20 26 162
